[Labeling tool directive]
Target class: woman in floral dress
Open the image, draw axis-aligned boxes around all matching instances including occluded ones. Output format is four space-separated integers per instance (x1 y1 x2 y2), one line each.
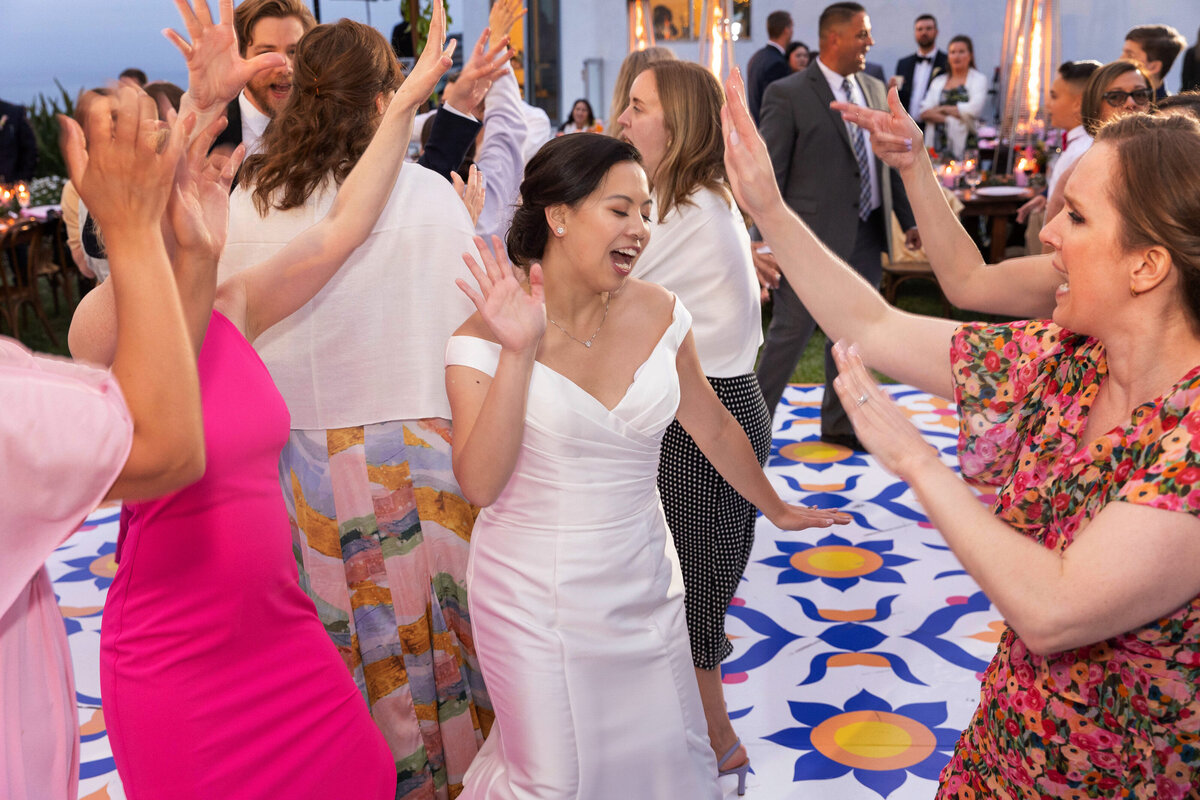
722 68 1200 798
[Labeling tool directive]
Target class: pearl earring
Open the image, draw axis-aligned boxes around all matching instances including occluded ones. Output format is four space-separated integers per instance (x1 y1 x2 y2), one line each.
556 226 565 235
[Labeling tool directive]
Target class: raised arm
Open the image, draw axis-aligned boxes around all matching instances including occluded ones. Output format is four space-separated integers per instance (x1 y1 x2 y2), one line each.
722 68 958 399
165 0 286 141
831 343 1200 656
832 86 1060 318
216 1 456 342
60 87 205 500
446 237 545 506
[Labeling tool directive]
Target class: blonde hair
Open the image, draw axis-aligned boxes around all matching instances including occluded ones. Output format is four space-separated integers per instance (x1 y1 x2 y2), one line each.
608 46 676 137
643 61 729 223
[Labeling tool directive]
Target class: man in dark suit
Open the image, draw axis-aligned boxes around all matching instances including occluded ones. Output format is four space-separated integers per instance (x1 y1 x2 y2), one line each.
746 10 794 124
0 98 37 184
892 14 947 120
756 1 920 450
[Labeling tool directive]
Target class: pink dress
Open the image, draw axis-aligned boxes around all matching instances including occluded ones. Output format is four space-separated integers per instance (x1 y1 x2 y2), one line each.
0 336 133 800
100 312 395 799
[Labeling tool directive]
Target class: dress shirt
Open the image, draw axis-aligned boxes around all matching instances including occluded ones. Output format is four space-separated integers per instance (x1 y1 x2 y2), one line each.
817 58 880 213
1046 125 1091 199
238 91 271 156
910 49 936 117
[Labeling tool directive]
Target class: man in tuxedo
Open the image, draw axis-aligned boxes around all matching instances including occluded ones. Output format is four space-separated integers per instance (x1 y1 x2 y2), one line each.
757 1 919 450
746 10 793 124
892 14 947 121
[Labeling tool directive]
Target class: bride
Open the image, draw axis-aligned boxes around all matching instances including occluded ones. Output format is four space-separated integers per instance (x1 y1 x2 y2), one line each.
444 132 849 798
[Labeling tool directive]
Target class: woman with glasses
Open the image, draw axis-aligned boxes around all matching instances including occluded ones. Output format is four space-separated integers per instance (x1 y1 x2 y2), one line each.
732 61 1200 798
1081 59 1156 135
877 59 1157 321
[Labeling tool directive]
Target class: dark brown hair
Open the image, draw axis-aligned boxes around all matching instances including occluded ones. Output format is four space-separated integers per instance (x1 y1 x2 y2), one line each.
948 34 975 70
644 60 729 223
1125 24 1187 76
1156 90 1200 122
506 134 643 268
240 20 403 214
1081 60 1153 136
1096 113 1200 328
818 2 865 40
234 0 316 57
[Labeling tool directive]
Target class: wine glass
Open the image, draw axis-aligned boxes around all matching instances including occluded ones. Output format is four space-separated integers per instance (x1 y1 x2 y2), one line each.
961 149 982 192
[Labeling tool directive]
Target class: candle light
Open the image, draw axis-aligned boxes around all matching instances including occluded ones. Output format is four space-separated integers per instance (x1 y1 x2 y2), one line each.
1015 158 1030 187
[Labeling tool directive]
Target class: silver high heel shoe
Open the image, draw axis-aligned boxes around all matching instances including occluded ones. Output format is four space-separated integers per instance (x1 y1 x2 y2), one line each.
717 738 749 796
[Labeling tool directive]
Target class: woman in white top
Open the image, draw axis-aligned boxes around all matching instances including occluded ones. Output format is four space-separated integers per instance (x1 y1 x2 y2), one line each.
918 35 988 160
617 60 765 792
217 18 497 795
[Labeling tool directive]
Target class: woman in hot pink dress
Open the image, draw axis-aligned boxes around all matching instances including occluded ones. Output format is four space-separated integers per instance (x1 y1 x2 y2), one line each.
2 86 205 800
69 3 456 796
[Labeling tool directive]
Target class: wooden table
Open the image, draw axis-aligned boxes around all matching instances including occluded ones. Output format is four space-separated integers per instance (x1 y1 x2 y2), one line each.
955 187 1036 263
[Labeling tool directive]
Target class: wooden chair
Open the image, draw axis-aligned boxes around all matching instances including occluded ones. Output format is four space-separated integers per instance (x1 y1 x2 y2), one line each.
0 218 60 346
33 214 81 314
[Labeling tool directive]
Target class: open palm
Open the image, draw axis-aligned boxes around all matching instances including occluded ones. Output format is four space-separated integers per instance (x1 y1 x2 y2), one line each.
457 236 546 353
165 0 285 111
830 86 924 172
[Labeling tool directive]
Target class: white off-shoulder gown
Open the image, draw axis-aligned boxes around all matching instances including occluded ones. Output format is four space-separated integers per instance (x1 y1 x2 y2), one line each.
445 300 721 800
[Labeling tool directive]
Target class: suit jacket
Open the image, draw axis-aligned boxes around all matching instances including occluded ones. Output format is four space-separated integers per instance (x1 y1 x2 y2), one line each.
0 99 38 184
746 43 791 124
759 62 916 260
894 50 948 113
211 96 481 184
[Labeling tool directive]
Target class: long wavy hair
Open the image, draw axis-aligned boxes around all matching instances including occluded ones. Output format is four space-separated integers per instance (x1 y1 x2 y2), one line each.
240 19 402 214
644 61 729 223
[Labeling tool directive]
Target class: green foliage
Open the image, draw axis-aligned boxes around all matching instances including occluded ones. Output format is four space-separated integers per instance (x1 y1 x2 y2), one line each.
400 0 453 54
26 80 75 180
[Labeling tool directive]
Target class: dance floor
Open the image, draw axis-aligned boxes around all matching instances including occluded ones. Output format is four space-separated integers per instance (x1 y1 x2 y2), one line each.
51 383 999 800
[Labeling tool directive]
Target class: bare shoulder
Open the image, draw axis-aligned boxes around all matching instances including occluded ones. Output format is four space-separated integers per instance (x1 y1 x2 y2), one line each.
618 278 676 322
452 311 498 343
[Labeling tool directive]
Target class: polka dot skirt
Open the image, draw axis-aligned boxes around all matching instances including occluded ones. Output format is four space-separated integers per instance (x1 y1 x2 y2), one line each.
658 373 772 670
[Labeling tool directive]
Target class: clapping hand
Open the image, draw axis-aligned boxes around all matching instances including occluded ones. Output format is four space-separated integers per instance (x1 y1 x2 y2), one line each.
719 68 785 224
166 115 243 264
458 235 546 354
830 340 939 481
164 0 286 112
443 27 513 116
60 85 188 235
488 0 526 51
451 164 486 227
830 86 925 172
391 0 457 115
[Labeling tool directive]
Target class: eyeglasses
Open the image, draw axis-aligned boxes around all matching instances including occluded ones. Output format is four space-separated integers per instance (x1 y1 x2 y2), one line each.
1101 88 1153 108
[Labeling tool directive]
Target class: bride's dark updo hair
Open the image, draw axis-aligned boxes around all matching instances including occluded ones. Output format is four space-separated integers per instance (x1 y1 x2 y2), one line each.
506 133 643 268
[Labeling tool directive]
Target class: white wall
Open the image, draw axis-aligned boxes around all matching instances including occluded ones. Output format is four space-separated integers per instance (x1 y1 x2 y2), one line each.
1 0 1195 119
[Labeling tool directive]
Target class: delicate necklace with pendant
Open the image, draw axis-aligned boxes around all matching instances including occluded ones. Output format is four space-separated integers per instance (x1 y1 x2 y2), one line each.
547 293 610 349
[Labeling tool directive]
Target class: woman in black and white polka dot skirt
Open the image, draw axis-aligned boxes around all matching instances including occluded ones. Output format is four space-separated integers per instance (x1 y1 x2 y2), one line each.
618 60 770 792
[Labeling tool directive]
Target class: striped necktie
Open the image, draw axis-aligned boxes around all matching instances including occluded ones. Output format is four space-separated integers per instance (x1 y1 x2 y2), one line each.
842 77 873 221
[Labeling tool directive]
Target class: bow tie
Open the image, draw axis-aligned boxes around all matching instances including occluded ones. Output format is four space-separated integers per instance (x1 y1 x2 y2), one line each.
916 55 932 64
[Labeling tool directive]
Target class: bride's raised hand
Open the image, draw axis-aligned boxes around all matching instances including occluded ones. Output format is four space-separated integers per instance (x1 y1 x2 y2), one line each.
830 86 925 172
457 235 546 354
720 67 785 223
164 0 285 112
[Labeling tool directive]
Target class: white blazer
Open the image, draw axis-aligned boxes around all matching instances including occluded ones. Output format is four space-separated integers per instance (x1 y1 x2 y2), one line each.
919 68 988 159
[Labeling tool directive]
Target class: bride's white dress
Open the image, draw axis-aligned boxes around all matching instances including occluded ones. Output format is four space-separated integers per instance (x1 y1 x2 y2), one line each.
445 300 721 800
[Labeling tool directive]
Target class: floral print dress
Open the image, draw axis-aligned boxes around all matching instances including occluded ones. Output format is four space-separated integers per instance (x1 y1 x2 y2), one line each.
938 320 1200 800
